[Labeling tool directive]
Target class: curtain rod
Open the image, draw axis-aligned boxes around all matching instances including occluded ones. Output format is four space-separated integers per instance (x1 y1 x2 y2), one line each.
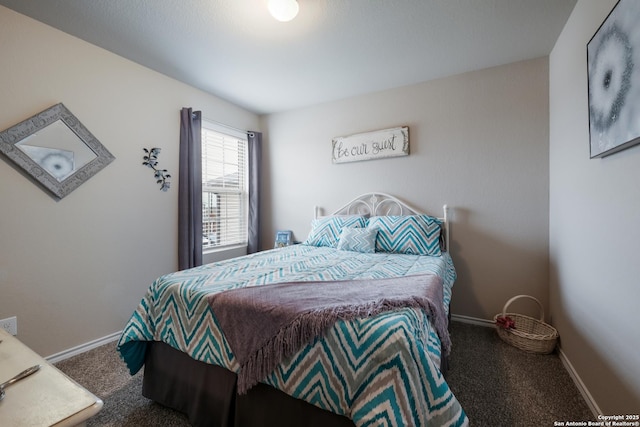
201 116 250 135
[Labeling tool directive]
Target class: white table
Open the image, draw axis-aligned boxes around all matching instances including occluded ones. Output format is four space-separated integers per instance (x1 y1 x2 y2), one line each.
0 329 103 426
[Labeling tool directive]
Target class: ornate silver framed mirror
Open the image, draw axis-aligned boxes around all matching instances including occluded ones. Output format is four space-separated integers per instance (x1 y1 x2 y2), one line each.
0 103 115 199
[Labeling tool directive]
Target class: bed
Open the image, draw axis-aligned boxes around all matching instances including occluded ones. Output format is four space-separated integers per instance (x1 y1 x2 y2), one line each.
117 193 469 427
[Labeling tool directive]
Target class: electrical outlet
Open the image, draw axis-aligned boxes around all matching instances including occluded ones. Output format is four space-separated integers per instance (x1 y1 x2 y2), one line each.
0 316 17 336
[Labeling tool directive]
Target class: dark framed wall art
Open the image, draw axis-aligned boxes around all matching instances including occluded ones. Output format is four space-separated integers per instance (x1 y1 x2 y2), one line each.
587 0 640 158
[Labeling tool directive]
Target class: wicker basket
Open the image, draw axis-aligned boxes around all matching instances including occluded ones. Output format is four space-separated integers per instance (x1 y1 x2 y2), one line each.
493 295 558 354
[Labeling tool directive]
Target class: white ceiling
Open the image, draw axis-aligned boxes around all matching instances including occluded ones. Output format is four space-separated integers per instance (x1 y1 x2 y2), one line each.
0 0 577 115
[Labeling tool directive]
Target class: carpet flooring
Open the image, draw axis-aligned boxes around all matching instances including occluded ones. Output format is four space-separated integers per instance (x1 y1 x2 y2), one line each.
54 321 594 426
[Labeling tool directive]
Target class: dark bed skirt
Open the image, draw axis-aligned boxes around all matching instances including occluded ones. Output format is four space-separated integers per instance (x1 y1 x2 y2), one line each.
143 341 356 427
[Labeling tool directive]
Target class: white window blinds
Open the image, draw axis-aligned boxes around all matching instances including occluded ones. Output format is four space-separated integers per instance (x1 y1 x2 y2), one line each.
201 121 248 250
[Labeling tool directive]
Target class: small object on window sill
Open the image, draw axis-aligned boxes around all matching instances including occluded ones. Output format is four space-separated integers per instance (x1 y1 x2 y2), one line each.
274 230 293 248
143 147 171 191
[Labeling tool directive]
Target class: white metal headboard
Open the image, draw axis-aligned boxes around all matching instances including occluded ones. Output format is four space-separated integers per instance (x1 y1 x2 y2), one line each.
314 193 450 252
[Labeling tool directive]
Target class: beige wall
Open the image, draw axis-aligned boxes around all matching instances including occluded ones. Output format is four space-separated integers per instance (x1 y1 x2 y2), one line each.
0 6 259 357
261 57 550 321
7 2 633 415
549 0 640 413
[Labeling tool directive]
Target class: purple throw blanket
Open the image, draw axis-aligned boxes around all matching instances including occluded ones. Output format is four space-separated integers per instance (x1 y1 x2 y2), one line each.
208 274 450 394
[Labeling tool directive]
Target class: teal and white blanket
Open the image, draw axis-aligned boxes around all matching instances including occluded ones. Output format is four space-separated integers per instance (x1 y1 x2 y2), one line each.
117 245 468 426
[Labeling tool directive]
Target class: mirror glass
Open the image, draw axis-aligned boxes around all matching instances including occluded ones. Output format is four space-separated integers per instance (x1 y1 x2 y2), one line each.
0 103 115 199
16 120 98 182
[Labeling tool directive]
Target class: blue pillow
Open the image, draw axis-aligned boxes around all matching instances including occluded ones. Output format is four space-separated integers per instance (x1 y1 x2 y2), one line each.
303 216 368 248
336 227 378 253
368 215 442 256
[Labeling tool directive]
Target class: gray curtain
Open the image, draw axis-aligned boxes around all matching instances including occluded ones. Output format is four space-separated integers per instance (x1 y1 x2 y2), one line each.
178 108 203 270
247 131 262 254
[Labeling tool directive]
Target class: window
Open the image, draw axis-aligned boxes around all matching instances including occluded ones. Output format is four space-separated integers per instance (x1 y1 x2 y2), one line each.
201 121 248 251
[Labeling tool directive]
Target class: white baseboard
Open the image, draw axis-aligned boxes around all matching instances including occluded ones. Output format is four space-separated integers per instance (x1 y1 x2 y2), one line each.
450 313 601 419
451 313 495 327
45 331 122 364
42 318 602 419
45 317 488 365
557 347 601 418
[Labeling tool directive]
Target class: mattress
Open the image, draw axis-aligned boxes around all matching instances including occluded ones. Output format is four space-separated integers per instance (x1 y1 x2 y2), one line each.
117 244 468 426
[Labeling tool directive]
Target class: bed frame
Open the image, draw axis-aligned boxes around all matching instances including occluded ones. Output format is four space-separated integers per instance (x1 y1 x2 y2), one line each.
142 193 452 427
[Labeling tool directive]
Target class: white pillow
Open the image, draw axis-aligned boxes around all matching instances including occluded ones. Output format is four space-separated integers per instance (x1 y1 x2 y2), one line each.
336 227 378 253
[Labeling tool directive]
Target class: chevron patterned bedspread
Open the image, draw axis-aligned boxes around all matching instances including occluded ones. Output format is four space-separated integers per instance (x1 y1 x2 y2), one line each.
117 245 468 426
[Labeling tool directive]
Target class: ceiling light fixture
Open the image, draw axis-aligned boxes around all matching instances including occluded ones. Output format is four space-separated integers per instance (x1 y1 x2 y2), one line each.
268 0 299 22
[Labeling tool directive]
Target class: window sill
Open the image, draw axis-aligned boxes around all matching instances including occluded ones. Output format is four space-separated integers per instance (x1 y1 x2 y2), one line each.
203 244 247 264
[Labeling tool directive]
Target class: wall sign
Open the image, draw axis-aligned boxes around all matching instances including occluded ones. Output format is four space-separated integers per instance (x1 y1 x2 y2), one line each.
332 126 409 164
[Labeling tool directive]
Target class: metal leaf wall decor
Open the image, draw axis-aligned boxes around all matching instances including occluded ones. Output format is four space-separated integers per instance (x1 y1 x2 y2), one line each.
142 147 170 191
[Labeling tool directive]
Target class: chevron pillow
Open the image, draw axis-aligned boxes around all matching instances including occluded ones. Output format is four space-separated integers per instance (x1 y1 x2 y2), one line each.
368 215 442 256
336 227 378 253
303 215 368 248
